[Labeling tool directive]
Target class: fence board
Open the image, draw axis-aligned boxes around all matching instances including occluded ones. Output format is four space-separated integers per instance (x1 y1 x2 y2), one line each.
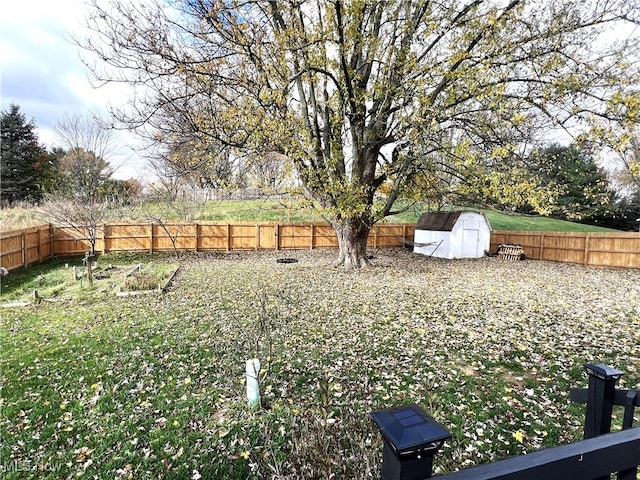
150 224 199 252
37 225 52 262
371 224 416 248
229 224 258 250
279 224 312 249
0 231 24 271
1 225 54 271
490 230 640 268
53 227 93 255
311 224 339 248
104 224 151 252
197 224 228 250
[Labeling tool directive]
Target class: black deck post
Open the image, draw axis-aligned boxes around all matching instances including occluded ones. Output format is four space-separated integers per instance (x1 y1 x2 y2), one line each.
622 390 637 430
380 440 436 480
583 364 624 480
583 363 624 440
618 390 639 480
370 404 451 480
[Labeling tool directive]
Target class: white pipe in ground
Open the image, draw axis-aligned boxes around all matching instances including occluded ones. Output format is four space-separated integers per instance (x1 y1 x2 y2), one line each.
245 358 261 407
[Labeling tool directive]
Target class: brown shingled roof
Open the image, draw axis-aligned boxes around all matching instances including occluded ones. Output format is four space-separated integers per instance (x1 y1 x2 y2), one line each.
415 212 462 231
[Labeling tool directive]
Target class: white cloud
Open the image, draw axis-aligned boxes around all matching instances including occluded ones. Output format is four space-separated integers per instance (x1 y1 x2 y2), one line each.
0 0 146 180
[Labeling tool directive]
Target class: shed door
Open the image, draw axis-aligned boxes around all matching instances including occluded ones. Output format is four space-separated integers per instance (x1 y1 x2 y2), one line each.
461 228 480 257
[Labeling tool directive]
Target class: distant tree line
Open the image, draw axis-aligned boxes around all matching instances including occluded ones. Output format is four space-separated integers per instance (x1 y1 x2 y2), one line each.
2 103 639 232
0 104 141 206
479 143 640 231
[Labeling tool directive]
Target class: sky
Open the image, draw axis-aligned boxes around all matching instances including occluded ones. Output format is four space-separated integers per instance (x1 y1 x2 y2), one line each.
1 1 637 182
0 0 144 180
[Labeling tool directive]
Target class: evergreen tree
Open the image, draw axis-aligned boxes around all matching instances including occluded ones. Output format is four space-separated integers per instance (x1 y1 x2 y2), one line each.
527 144 617 222
0 104 49 203
1 104 45 202
608 189 640 231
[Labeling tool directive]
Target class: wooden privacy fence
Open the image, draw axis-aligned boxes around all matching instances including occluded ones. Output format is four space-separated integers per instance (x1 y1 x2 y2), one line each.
490 230 640 269
0 222 416 271
60 222 415 254
2 223 639 271
0 224 54 272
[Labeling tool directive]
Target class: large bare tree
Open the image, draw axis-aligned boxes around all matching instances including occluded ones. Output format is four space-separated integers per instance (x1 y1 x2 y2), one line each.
80 0 640 267
53 113 119 161
39 114 120 271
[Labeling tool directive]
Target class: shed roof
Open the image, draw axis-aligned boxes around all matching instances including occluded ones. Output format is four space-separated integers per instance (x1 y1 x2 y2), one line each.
416 212 462 231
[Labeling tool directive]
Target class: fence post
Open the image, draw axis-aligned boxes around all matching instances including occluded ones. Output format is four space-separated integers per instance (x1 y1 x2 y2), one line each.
370 404 451 480
49 224 54 259
583 363 623 440
21 230 26 268
622 390 637 430
310 224 314 250
583 233 591 266
255 224 260 251
36 226 41 263
102 223 107 253
570 363 638 480
619 390 639 480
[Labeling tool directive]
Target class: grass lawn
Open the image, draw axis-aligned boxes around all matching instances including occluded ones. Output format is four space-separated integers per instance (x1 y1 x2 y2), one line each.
0 199 619 233
163 199 619 232
478 209 618 232
1 250 638 479
0 254 180 303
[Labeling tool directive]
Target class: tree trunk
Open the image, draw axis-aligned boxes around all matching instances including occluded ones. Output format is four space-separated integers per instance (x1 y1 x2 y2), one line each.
332 220 371 269
86 257 94 287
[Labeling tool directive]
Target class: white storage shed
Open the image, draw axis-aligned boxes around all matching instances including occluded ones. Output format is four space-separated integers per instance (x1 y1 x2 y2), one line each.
413 211 492 259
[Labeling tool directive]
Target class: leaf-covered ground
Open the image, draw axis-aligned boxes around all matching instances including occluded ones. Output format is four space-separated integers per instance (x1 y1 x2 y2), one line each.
1 250 639 479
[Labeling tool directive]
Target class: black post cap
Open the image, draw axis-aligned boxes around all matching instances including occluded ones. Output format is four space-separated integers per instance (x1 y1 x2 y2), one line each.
584 364 623 381
370 404 451 457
